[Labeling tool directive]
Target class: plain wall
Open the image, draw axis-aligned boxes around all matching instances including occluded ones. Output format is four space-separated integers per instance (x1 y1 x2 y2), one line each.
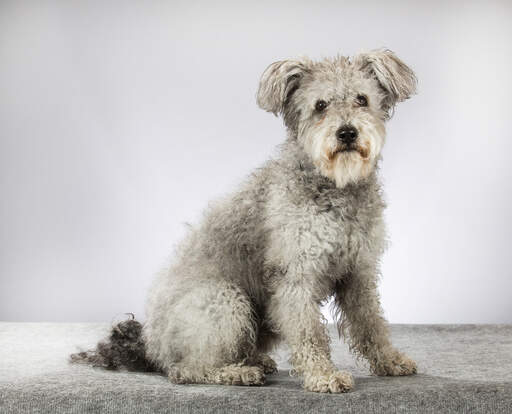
1 0 511 323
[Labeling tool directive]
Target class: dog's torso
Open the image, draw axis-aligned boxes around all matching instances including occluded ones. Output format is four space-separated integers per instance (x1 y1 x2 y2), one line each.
173 140 386 311
143 139 387 362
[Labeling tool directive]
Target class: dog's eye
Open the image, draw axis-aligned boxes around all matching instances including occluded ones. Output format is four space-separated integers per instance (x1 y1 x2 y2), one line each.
315 100 328 112
355 95 368 107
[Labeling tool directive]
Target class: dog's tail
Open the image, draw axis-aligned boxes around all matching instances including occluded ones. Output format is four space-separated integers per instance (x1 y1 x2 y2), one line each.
69 314 158 372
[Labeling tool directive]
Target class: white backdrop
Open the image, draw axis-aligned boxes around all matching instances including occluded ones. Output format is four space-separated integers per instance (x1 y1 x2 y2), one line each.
1 0 511 323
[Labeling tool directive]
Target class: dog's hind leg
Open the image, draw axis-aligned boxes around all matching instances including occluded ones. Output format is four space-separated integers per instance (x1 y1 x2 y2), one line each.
154 278 265 385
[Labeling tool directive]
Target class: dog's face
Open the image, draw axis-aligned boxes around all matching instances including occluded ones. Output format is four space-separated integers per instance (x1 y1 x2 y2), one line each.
257 50 416 188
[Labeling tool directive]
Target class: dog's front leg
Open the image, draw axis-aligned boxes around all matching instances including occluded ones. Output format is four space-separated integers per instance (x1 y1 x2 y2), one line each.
334 268 417 376
269 280 353 393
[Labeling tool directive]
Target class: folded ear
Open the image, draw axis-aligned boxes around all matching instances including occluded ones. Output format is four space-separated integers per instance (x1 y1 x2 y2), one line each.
355 49 417 115
256 58 311 116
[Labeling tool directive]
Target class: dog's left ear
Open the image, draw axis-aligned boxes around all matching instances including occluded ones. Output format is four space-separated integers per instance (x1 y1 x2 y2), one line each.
257 58 311 116
355 49 417 115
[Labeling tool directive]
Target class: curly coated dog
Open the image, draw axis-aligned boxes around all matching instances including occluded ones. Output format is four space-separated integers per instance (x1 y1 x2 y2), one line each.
72 49 418 393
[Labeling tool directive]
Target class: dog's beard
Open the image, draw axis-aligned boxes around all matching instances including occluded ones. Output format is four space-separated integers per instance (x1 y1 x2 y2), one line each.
301 118 385 188
325 150 372 188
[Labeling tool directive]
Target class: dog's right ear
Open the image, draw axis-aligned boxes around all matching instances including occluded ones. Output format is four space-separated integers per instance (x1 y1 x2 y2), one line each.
256 59 311 116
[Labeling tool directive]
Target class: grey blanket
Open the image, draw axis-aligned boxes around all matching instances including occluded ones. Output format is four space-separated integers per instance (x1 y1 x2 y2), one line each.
1 323 511 413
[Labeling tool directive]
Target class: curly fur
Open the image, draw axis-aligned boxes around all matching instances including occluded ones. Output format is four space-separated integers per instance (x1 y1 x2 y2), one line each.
71 49 417 392
70 315 157 372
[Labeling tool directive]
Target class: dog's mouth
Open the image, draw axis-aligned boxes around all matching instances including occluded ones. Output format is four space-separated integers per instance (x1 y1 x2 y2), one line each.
330 145 369 160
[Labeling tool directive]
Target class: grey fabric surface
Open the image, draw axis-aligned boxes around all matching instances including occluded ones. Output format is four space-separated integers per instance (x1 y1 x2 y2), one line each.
0 323 511 413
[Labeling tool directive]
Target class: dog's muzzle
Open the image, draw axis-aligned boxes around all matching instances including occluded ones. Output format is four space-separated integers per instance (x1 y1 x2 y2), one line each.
336 125 358 145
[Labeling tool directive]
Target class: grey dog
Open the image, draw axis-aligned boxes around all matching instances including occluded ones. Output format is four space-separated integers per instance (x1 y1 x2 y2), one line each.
72 49 418 393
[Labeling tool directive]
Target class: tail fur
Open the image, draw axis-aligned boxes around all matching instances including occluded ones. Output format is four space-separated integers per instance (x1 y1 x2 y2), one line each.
70 314 158 372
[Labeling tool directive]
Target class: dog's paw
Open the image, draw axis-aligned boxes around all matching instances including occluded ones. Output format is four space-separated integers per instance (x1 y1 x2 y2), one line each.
213 365 266 386
254 353 278 375
304 370 354 393
372 351 417 376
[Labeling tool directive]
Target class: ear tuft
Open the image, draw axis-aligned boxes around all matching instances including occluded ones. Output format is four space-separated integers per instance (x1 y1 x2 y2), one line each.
256 59 310 116
355 49 417 114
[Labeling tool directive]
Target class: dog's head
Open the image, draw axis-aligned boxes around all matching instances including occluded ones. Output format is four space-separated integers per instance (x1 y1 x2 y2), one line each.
257 50 416 188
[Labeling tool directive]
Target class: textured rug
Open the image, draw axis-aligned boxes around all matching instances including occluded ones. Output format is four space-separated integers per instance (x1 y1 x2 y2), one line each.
1 323 511 413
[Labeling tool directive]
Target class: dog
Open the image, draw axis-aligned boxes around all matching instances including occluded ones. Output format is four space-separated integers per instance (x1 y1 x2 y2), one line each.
71 49 418 393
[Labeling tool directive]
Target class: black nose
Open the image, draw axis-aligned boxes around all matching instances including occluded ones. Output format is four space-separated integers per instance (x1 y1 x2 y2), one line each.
336 125 358 144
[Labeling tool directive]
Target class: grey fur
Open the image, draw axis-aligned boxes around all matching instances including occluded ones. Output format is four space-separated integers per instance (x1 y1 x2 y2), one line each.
256 58 311 116
354 49 417 117
74 49 418 393
70 315 156 372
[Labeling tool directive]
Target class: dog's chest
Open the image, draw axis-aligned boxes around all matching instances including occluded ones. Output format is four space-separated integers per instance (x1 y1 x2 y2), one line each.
314 190 376 265
267 180 383 273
